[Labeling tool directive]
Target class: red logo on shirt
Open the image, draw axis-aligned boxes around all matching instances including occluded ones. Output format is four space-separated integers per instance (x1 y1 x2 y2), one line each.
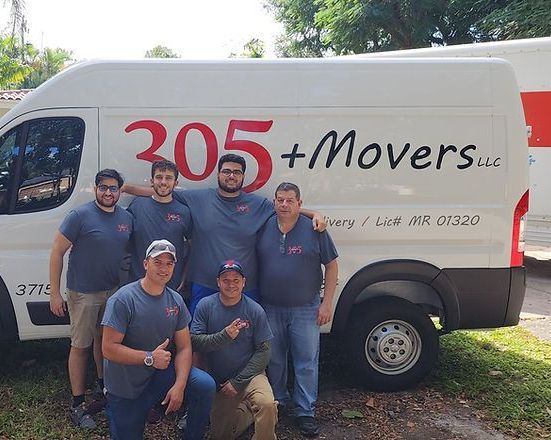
240 320 251 329
287 245 303 255
166 306 180 317
117 224 130 232
235 204 250 214
166 213 181 222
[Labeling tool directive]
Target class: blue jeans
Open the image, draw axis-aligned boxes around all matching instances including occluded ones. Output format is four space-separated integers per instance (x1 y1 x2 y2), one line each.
264 297 320 418
106 365 215 440
189 283 259 315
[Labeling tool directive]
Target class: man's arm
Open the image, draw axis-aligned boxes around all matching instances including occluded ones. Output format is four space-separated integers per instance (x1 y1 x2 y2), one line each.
121 183 154 197
191 318 248 352
49 232 72 317
102 325 172 368
318 259 338 326
220 340 271 396
162 327 193 414
300 208 327 232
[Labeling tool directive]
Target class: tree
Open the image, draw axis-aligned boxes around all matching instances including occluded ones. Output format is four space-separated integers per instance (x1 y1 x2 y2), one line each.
241 38 266 58
21 47 73 88
144 45 180 58
267 0 551 56
0 35 29 88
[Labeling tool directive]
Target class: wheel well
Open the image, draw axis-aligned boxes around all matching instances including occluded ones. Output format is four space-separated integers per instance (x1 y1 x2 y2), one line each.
0 275 19 342
332 259 460 334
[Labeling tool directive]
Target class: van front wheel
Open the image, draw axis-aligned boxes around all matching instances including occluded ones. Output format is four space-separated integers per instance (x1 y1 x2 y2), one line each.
347 296 439 391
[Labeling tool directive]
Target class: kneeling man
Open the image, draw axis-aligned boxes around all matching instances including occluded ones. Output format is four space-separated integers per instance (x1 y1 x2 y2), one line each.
102 239 215 440
191 260 277 440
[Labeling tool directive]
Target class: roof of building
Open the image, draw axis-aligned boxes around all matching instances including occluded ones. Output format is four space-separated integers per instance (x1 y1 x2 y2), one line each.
0 89 33 101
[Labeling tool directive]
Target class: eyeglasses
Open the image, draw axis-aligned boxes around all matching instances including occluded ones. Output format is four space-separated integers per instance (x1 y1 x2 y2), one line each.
280 233 286 255
97 184 119 193
220 169 244 177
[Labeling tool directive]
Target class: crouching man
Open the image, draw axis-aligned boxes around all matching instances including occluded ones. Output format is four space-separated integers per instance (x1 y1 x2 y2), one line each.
101 239 215 440
191 260 277 440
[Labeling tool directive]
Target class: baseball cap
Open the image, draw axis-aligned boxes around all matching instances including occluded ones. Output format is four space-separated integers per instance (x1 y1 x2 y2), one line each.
217 260 244 277
145 239 177 261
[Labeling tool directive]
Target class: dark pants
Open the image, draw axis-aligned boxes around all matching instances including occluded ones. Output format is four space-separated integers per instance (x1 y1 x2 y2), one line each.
106 364 215 440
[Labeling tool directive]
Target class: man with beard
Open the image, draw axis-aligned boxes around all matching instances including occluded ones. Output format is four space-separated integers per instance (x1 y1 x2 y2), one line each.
49 169 133 429
124 153 326 315
127 160 191 291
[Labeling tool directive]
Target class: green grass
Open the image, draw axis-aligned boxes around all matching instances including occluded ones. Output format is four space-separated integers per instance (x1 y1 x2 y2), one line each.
1 327 550 439
430 327 551 439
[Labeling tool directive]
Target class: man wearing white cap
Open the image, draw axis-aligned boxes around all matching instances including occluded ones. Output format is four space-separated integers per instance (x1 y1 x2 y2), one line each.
101 239 215 440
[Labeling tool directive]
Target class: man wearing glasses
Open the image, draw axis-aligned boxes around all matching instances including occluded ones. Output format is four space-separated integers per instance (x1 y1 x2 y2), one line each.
49 169 133 429
123 154 326 315
257 182 338 438
102 240 215 440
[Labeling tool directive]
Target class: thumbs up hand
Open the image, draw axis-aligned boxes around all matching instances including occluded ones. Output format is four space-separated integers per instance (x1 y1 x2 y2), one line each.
152 338 171 369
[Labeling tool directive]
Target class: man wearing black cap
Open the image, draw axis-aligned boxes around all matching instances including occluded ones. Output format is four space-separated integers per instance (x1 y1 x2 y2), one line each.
101 239 215 440
191 260 277 440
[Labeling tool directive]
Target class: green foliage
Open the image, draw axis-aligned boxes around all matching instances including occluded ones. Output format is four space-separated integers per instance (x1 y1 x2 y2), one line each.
0 35 30 88
21 47 73 88
240 38 266 58
432 327 551 438
144 45 180 58
267 0 551 56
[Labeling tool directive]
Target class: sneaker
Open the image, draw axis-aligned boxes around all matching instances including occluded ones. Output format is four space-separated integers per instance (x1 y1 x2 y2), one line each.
296 416 320 438
69 403 96 429
177 412 187 431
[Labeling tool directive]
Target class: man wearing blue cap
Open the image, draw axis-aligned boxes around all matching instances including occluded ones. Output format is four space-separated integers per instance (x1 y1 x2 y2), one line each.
191 260 277 440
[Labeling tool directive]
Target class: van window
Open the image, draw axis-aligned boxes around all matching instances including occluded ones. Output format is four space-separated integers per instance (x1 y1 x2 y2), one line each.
0 117 84 214
14 118 84 213
0 129 20 214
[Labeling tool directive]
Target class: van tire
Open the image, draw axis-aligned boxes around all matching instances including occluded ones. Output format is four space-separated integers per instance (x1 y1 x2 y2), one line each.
346 296 438 391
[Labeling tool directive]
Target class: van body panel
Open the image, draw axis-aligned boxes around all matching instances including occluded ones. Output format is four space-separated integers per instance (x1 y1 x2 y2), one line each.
357 37 551 244
0 59 527 342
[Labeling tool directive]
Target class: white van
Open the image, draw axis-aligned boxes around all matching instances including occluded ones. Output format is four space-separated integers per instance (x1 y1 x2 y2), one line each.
0 59 528 389
357 37 551 245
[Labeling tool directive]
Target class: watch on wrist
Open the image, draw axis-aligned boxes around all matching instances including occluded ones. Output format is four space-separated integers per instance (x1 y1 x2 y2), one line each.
144 351 154 367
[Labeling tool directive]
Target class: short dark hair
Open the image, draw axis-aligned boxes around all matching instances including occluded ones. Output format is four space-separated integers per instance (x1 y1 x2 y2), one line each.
275 182 301 200
95 169 124 188
151 160 179 180
218 154 246 173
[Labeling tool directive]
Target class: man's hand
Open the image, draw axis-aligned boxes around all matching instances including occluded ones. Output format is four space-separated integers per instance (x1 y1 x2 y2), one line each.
162 384 185 414
49 292 66 317
225 318 248 340
152 338 171 369
220 381 238 397
317 300 333 326
312 212 326 232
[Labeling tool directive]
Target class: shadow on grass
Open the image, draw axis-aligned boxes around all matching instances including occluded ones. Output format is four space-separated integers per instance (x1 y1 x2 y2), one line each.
428 327 551 438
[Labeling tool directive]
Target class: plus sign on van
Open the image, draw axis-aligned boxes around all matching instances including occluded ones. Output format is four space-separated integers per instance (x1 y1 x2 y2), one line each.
0 58 528 390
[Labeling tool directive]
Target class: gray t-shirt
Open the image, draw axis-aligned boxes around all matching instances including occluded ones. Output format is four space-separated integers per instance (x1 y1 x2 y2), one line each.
101 280 191 399
173 188 273 290
257 214 338 307
127 196 192 290
191 294 272 385
59 201 133 292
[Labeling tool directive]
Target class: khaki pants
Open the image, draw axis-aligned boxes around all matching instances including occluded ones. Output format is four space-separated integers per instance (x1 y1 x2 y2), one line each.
66 288 116 348
210 373 277 440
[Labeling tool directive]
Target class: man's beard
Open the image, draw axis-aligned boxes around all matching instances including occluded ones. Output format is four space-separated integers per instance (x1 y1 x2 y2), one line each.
218 177 243 193
153 184 173 197
96 193 118 207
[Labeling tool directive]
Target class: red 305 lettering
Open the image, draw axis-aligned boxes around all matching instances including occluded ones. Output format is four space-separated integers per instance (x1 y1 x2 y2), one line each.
126 119 273 192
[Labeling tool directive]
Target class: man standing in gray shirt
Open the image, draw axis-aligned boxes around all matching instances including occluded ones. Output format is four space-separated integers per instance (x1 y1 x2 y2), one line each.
257 182 338 438
49 169 133 429
191 260 277 440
